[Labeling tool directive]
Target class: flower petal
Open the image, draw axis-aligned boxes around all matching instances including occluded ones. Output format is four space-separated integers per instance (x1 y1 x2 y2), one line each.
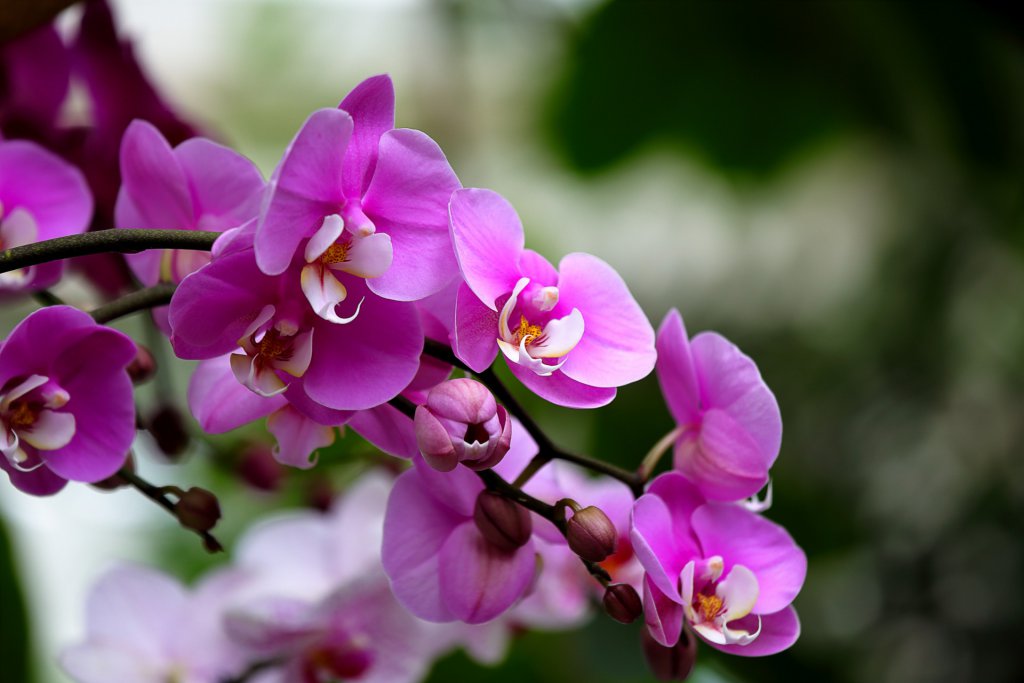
655 309 701 425
505 360 616 409
338 74 395 198
0 140 92 240
117 119 193 229
304 214 345 262
336 232 393 279
449 189 524 309
300 264 355 325
266 405 335 469
704 606 800 657
674 408 771 501
534 308 584 358
347 403 418 459
18 410 75 451
453 283 499 373
643 575 685 647
188 356 284 433
173 137 264 227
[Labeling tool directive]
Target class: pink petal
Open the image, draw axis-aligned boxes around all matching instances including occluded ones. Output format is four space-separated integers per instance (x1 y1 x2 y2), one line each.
338 74 395 198
506 360 617 409
0 140 92 239
449 189 524 309
655 309 702 425
117 120 193 229
534 308 584 358
438 521 536 624
362 129 461 301
336 232 393 279
382 469 463 622
691 503 806 614
59 644 166 683
690 331 781 466
0 458 67 495
453 282 499 373
348 403 418 458
556 252 656 388
18 410 75 451
302 294 423 410
301 263 355 324
305 214 345 261
256 108 352 275
188 356 284 433
704 606 800 657
266 405 336 469
517 249 559 287
173 137 265 227
643 576 685 647
630 494 689 602
674 408 771 501
412 454 483 516
0 26 69 128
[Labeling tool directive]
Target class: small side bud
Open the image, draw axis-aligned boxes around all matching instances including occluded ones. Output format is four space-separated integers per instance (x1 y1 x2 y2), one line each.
473 490 532 552
603 583 643 624
126 345 157 384
566 506 617 562
642 628 697 682
415 379 512 472
147 405 190 458
174 487 221 533
237 443 284 492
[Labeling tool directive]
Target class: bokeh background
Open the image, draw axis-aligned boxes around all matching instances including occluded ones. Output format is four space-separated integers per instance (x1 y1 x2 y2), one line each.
2 0 1023 681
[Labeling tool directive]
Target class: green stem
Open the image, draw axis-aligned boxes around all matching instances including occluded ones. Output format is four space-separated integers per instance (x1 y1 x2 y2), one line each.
90 283 177 324
114 467 223 553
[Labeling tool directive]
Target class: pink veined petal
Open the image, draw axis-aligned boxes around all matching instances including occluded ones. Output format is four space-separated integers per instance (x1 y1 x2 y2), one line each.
18 410 75 451
338 74 395 198
643 575 685 647
302 294 422 411
452 283 499 372
674 408 771 501
173 137 265 226
281 384 353 426
334 232 393 279
704 606 801 657
506 360 617 409
691 503 807 615
304 214 344 262
717 564 760 622
646 472 707 548
362 128 461 301
266 405 335 469
414 407 459 472
517 249 559 287
117 119 193 229
630 494 689 602
256 108 353 275
438 521 536 624
656 309 702 425
382 469 463 622
690 331 782 465
411 454 483 516
556 252 656 389
0 140 92 240
449 188 525 309
188 356 284 433
533 308 584 358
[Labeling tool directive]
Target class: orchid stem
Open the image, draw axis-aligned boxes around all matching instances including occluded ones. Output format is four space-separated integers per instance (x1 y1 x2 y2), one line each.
0 228 218 275
637 426 683 483
90 283 177 324
115 466 224 553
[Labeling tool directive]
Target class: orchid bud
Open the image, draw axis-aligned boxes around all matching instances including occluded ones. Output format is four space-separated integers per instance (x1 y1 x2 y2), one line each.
566 505 618 562
473 490 532 552
174 487 221 533
147 404 189 458
603 583 643 624
414 379 512 472
236 443 284 492
642 628 697 682
125 345 157 384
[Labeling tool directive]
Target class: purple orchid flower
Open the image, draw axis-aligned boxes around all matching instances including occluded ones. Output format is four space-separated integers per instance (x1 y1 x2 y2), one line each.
169 226 424 412
630 471 805 656
0 306 135 495
223 471 447 683
0 24 70 142
382 421 566 624
656 309 782 501
60 564 248 683
449 188 656 409
0 139 93 293
255 74 461 328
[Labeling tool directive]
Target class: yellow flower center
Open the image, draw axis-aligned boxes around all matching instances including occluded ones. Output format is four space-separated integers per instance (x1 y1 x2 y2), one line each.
513 315 544 347
7 401 36 430
696 592 724 622
321 242 350 265
252 329 292 369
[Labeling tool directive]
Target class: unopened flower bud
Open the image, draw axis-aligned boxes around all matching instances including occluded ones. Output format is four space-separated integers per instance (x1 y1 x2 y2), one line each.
473 490 532 552
566 505 617 562
147 404 190 458
603 583 643 624
415 379 512 472
126 345 157 384
237 443 284 492
174 487 221 533
642 628 697 682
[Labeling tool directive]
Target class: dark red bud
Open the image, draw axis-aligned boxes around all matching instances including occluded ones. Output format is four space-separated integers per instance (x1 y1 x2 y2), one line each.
147 405 190 458
566 506 618 562
642 628 698 682
174 487 221 533
603 583 643 624
237 443 284 492
126 345 157 384
473 490 532 552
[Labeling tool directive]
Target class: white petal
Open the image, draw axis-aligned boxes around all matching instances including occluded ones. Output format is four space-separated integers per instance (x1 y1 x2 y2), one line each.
716 564 759 623
531 286 559 312
510 336 566 377
305 214 345 262
333 232 392 278
533 308 584 358
230 353 287 398
742 481 773 514
498 277 531 340
0 208 39 249
274 329 314 377
301 263 356 325
722 615 762 646
496 338 521 364
680 560 697 623
1 374 49 408
238 304 277 348
0 422 19 457
19 410 75 451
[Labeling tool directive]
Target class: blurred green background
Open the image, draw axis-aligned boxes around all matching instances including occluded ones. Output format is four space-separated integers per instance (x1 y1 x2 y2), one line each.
2 0 1023 682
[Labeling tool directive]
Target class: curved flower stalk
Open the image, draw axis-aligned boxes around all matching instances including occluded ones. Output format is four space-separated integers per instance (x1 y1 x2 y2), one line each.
655 309 782 501
630 472 806 656
0 306 135 495
256 74 462 321
0 139 92 293
449 188 656 408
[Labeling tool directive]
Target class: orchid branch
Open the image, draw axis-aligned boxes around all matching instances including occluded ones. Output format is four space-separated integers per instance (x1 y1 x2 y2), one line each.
90 283 177 324
113 466 224 553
